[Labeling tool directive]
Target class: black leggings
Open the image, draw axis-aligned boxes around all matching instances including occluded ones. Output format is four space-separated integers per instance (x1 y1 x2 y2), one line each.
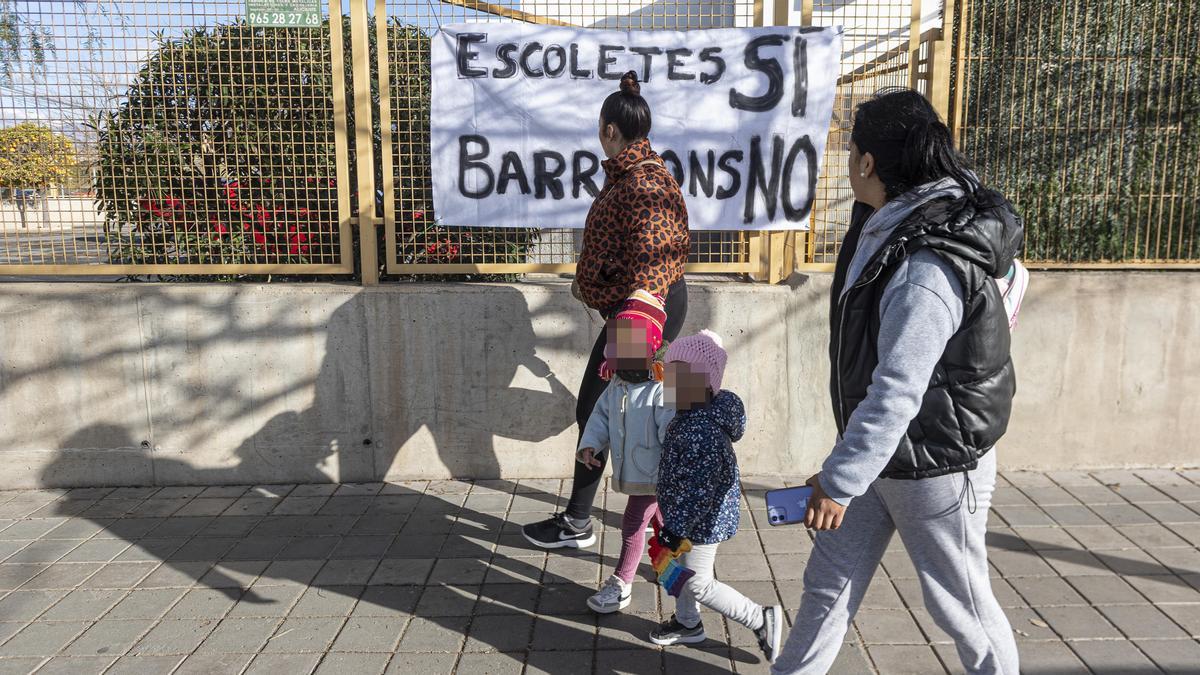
564 279 688 520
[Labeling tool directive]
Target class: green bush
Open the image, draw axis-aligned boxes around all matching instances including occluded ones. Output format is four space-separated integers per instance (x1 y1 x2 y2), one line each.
95 17 537 279
959 0 1199 263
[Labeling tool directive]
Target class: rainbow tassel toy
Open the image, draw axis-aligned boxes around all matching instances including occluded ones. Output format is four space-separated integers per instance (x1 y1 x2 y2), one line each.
648 522 695 597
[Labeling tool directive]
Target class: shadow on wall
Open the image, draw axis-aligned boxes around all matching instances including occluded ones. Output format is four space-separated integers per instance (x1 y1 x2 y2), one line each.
29 284 581 486
11 274 835 486
372 285 580 480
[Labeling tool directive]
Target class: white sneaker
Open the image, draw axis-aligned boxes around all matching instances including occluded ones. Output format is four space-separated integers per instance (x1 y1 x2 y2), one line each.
587 574 631 614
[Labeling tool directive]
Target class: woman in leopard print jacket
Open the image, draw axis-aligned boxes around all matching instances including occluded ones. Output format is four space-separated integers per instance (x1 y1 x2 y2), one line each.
523 70 691 551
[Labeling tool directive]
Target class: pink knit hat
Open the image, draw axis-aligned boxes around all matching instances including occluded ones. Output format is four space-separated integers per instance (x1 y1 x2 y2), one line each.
664 329 727 393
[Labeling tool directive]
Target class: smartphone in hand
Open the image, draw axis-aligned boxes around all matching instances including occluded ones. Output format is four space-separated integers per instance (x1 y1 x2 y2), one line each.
765 485 814 526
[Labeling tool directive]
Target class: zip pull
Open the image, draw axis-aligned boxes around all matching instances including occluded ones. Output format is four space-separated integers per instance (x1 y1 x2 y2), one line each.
618 392 629 458
958 474 978 514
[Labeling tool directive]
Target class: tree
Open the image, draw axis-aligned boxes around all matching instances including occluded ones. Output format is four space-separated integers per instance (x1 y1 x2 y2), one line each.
0 0 122 84
94 17 537 277
94 20 351 267
0 122 75 228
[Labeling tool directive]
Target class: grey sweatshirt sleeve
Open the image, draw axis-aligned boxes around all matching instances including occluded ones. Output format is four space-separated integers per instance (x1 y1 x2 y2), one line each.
820 251 965 506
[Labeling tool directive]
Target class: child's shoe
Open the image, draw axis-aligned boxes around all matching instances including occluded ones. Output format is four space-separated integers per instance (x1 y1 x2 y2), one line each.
648 614 706 645
587 574 631 614
754 604 783 663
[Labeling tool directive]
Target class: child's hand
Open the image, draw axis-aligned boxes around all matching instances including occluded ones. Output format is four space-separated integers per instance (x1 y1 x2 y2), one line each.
576 447 602 469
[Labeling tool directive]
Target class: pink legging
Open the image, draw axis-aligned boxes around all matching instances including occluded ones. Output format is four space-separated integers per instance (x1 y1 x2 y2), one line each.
615 495 663 584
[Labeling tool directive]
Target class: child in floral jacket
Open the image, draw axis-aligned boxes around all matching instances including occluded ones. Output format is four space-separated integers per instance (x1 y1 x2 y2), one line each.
650 330 784 663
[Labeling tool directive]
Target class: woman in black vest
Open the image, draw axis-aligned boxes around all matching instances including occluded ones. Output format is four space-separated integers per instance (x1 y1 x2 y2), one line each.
771 89 1023 674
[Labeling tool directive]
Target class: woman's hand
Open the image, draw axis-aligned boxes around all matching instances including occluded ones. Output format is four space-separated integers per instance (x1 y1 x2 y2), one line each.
576 447 602 469
804 473 846 531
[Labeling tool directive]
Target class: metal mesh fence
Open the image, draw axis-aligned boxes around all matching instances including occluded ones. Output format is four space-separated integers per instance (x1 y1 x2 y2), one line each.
953 0 1200 265
0 0 352 273
10 0 1187 276
804 0 920 265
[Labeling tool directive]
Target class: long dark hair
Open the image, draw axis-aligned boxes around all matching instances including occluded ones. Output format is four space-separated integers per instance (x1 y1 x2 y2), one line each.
851 88 978 199
600 71 652 141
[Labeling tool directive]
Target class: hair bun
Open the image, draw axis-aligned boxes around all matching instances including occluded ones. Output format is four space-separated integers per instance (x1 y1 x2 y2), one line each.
619 71 641 96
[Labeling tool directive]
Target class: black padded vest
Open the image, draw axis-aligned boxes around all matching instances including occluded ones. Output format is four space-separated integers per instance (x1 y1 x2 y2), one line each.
829 190 1023 479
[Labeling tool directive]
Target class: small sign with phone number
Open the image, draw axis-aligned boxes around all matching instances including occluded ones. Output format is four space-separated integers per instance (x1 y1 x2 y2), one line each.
247 0 321 27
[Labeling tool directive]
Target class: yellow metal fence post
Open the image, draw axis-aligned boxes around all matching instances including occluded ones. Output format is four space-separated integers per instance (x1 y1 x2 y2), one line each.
768 0 797 284
350 0 379 285
330 0 357 274
928 0 955 121
908 0 924 90
797 0 816 274
376 0 397 273
747 0 768 282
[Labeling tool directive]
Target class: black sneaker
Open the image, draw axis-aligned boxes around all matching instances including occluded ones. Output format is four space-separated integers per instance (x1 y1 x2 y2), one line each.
754 604 783 663
648 614 706 645
521 512 596 549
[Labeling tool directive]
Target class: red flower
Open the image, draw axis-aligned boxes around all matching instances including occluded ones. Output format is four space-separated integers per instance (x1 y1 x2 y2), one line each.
413 211 425 219
226 181 242 210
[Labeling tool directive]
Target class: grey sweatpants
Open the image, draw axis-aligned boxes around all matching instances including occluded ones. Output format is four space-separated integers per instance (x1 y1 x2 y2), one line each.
675 542 766 631
772 451 1019 675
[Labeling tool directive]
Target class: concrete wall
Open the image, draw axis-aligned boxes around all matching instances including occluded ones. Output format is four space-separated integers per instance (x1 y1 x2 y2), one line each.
0 272 1195 489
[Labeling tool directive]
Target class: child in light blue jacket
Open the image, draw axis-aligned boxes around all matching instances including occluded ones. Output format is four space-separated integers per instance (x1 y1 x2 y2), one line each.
577 318 674 614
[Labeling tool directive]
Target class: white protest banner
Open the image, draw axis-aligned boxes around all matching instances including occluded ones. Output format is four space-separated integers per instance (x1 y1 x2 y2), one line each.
430 24 842 230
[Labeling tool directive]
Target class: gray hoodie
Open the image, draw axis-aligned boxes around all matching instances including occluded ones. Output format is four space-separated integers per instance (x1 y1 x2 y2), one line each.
820 178 969 506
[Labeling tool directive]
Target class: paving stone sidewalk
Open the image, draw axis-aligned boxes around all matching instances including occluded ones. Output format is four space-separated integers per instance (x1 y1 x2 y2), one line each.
0 469 1198 674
